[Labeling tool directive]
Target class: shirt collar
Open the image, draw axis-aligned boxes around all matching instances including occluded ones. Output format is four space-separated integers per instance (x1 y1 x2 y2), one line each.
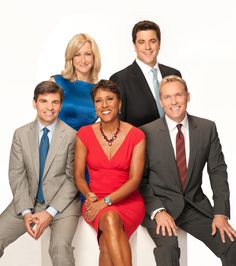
37 119 58 134
136 58 160 75
165 114 188 132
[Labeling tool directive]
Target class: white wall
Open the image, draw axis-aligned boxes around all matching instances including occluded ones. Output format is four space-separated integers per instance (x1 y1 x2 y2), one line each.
0 0 235 265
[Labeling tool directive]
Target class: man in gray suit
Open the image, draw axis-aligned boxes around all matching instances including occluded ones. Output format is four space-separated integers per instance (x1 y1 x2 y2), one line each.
0 81 80 266
141 75 236 265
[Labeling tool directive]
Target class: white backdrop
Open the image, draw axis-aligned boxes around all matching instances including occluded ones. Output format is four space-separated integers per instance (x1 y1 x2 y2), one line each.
0 0 235 265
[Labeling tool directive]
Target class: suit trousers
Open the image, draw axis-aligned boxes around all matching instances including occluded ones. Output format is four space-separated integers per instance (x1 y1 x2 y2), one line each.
0 202 79 266
147 202 236 266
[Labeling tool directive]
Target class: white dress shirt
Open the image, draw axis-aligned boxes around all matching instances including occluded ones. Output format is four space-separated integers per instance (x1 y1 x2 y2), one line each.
136 58 162 98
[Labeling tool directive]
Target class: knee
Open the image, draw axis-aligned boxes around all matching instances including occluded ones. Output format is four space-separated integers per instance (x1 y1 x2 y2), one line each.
99 211 123 234
153 238 180 265
222 241 236 266
153 235 180 258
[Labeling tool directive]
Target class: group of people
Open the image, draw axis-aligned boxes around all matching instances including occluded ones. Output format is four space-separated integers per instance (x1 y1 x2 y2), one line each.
0 20 236 266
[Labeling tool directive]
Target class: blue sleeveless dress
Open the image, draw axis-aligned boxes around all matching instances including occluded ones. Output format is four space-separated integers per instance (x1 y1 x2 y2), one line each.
54 75 97 200
54 75 97 131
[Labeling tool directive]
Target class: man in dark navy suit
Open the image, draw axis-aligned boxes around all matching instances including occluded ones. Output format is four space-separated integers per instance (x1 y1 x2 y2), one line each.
110 20 181 127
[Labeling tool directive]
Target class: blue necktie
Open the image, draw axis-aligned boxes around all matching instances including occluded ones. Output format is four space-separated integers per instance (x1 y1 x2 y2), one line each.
36 127 49 203
151 68 164 117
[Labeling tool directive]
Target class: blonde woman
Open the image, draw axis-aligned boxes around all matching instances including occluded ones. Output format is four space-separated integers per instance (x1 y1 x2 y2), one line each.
51 33 101 131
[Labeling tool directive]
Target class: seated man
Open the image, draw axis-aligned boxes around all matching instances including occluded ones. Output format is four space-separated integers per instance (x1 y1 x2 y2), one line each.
0 81 80 266
141 75 236 266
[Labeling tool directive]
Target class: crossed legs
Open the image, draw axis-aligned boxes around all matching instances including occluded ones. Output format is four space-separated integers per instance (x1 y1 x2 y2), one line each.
98 211 132 266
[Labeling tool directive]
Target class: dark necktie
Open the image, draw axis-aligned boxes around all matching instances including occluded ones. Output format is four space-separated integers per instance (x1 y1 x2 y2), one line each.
151 68 164 117
36 127 49 203
176 124 187 190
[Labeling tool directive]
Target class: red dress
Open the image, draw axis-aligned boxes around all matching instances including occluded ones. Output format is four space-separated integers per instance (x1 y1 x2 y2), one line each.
77 125 145 238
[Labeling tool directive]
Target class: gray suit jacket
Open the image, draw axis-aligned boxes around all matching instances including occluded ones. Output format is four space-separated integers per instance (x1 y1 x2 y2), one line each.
140 115 230 228
8 119 80 219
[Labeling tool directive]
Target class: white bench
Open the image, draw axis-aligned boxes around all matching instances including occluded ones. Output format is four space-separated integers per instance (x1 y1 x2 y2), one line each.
0 233 41 266
41 217 187 266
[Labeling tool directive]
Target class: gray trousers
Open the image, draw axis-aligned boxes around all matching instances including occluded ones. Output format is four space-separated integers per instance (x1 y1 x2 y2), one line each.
147 202 236 266
0 203 79 266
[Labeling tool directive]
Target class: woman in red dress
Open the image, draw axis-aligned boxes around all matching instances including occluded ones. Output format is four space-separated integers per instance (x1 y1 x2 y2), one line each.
74 79 145 266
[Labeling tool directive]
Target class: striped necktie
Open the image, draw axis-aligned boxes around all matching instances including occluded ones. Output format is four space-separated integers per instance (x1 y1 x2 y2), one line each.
176 124 187 190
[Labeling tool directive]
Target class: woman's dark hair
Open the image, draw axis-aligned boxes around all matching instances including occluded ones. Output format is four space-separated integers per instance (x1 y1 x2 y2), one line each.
91 79 121 101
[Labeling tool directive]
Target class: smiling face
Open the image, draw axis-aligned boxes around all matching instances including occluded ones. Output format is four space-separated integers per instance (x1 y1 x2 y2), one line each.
72 42 94 79
134 30 160 67
94 89 121 123
33 93 62 126
160 80 190 123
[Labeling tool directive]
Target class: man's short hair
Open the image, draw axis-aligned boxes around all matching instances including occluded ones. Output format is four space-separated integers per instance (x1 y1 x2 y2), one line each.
160 75 188 94
33 81 64 103
132 20 161 43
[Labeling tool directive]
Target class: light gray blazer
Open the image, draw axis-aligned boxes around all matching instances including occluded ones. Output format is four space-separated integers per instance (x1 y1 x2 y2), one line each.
8 119 80 218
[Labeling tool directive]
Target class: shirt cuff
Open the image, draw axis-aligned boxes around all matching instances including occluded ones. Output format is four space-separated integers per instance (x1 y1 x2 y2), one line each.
22 209 32 216
214 214 229 219
46 206 58 218
151 208 166 220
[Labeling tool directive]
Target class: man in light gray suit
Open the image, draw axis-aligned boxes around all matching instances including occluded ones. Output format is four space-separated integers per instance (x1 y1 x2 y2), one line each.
141 75 236 265
0 81 80 266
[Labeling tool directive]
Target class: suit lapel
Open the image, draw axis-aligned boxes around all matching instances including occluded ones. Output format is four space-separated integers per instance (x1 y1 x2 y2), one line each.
186 115 198 188
43 120 65 179
131 61 157 108
28 120 40 178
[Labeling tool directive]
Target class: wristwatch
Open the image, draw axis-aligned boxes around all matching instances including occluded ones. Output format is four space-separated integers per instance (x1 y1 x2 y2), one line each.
104 196 112 206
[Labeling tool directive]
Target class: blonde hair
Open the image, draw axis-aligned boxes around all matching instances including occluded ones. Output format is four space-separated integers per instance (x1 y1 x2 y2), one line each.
160 75 188 95
61 33 101 83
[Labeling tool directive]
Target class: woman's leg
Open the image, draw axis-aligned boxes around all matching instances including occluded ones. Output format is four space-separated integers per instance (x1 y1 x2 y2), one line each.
98 211 132 266
99 233 113 266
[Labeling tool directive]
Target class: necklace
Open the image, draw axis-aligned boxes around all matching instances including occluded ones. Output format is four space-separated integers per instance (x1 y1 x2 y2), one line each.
100 121 120 146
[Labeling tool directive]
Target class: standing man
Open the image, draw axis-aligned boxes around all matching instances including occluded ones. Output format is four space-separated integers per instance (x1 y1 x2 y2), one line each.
141 75 236 265
110 20 181 127
0 81 80 266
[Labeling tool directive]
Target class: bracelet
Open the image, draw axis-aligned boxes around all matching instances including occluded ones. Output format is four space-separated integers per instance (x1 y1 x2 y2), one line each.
104 196 112 206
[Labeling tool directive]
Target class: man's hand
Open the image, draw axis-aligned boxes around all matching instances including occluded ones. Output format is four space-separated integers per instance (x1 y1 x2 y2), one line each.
30 211 53 240
23 213 35 238
212 215 236 243
155 210 177 237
